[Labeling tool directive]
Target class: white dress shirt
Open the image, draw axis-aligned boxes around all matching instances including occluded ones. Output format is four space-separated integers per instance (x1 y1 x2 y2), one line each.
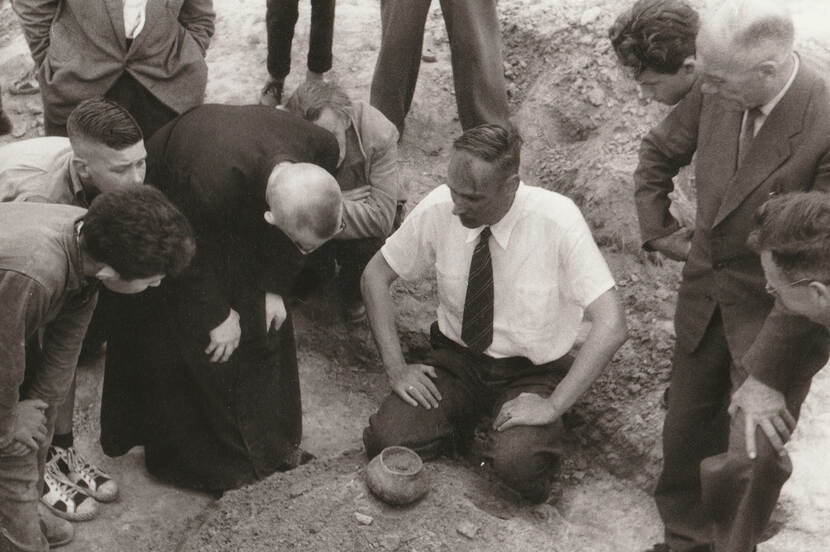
382 182 615 365
123 0 149 39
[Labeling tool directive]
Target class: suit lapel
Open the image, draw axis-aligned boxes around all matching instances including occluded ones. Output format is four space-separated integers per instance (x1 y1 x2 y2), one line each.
104 0 127 51
127 0 161 56
713 59 814 227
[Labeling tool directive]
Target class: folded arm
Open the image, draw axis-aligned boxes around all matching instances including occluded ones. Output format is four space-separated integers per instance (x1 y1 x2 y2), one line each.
338 122 402 240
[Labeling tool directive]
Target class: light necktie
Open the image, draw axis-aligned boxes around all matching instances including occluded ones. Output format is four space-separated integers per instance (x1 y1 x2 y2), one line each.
461 227 494 353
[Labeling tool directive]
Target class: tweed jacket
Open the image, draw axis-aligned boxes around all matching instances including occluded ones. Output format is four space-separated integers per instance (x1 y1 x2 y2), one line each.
14 0 214 124
634 56 830 391
339 100 405 240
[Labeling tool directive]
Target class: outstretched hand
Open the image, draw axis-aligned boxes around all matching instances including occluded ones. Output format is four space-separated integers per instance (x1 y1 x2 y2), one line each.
493 392 558 432
729 375 795 459
388 363 442 409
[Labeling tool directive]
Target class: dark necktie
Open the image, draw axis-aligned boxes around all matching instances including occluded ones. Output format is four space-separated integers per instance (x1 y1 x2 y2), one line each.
738 107 763 168
461 227 494 353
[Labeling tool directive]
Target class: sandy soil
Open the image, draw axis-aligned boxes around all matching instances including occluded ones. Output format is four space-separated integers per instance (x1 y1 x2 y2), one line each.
1 0 829 550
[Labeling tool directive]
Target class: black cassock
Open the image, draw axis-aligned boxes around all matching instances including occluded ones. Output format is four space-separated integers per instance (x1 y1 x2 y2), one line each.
100 105 339 492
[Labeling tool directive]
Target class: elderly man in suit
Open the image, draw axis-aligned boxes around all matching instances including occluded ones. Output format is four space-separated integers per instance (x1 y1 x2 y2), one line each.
13 0 215 138
636 2 830 551
100 105 345 493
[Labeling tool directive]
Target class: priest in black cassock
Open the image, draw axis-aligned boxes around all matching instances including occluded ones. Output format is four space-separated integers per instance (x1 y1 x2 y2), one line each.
100 104 344 492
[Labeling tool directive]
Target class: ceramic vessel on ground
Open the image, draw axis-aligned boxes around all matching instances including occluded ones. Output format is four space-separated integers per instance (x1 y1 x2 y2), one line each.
365 446 428 505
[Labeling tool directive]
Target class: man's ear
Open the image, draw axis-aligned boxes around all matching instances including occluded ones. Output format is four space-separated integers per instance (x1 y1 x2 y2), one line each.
757 60 778 78
95 265 118 281
682 56 696 75
264 210 275 226
504 173 520 194
810 281 830 307
71 156 89 180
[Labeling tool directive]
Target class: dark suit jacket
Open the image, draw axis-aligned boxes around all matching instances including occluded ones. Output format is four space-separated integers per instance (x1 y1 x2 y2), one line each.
146 104 339 341
634 56 830 391
14 0 214 124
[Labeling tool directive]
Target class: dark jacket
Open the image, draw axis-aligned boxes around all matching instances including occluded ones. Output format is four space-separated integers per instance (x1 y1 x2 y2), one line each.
634 56 830 391
145 104 339 341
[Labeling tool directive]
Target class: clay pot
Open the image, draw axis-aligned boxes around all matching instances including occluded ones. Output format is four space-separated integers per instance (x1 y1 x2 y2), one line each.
365 446 428 505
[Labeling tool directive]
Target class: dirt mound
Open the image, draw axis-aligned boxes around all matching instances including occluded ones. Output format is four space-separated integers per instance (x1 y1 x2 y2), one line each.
182 449 659 552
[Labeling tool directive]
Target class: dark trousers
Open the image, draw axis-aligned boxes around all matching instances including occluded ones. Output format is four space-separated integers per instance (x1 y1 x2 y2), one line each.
266 0 336 80
369 0 510 132
363 324 570 503
44 73 177 140
657 309 814 552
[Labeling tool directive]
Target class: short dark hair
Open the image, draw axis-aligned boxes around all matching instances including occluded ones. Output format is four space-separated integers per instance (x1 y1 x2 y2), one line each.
452 124 522 179
66 98 143 150
748 192 830 282
609 0 699 77
81 187 195 280
284 80 354 124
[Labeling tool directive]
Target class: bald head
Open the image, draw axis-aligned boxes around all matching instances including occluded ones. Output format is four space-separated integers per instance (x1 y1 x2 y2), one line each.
264 162 343 246
697 0 793 69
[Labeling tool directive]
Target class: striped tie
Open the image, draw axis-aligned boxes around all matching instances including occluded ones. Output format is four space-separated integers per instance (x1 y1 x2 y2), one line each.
461 227 494 353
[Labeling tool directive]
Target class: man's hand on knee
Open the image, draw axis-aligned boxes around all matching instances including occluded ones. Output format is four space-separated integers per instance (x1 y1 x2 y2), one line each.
493 392 557 432
729 375 796 459
388 363 442 410
1 399 48 456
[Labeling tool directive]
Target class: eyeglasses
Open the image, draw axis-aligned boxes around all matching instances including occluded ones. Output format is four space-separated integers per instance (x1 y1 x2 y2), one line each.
765 277 814 298
290 219 346 256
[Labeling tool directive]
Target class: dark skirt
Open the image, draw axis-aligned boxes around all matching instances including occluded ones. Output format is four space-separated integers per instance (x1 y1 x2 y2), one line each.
100 286 302 493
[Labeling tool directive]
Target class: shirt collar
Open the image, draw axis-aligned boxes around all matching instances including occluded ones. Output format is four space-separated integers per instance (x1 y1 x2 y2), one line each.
67 156 90 207
464 182 527 248
759 53 799 117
